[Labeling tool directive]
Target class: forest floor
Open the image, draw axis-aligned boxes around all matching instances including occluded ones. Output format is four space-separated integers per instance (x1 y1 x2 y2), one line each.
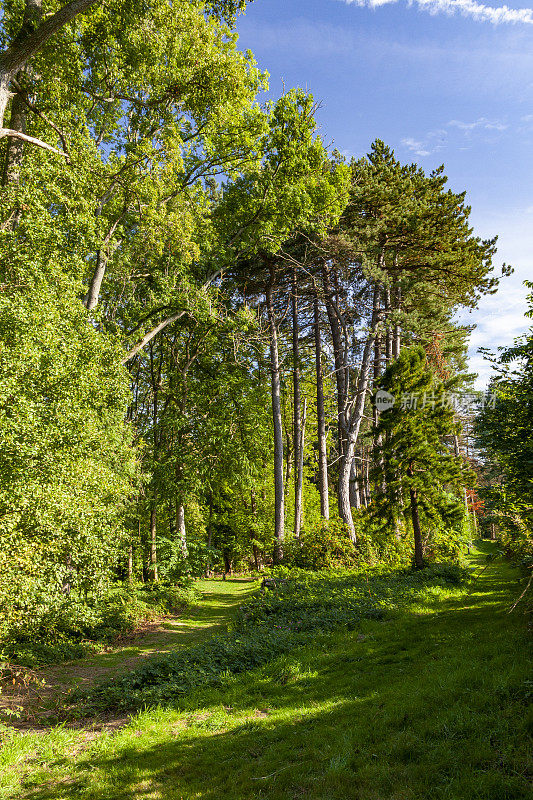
0 578 256 729
1 544 531 800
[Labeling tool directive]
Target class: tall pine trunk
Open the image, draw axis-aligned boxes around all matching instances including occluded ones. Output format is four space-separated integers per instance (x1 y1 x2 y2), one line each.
393 279 402 359
338 330 376 541
337 285 380 540
314 293 329 519
266 280 284 563
384 286 393 364
323 267 347 460
295 398 307 536
128 538 133 583
292 271 303 537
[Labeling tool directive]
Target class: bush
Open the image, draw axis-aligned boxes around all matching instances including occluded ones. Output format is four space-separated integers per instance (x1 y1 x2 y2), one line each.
282 518 358 570
0 581 199 667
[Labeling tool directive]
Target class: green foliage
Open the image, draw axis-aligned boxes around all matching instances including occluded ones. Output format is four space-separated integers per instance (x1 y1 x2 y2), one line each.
373 346 470 555
476 282 533 567
77 563 469 712
282 518 357 570
1 550 530 800
0 582 198 667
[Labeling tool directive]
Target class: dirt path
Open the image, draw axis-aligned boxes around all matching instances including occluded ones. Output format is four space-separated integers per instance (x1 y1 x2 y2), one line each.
1 578 256 727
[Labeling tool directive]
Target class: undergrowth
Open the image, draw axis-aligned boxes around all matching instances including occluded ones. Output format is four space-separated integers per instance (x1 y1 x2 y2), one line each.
75 563 469 714
0 581 199 669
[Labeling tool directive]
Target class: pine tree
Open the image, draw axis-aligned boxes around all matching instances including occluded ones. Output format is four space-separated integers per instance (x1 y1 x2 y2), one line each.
373 346 468 568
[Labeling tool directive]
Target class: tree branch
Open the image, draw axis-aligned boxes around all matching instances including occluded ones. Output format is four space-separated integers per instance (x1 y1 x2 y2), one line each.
0 0 99 78
0 127 69 158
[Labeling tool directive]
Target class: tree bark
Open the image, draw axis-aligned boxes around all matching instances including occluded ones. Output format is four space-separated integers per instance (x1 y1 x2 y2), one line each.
250 489 263 570
176 503 188 558
83 249 108 310
409 486 424 569
349 456 360 509
338 329 375 541
322 266 347 460
314 292 329 519
384 286 393 364
292 271 303 538
1 91 26 186
128 540 133 583
149 504 158 581
295 397 306 536
337 284 380 540
393 280 402 359
266 279 284 563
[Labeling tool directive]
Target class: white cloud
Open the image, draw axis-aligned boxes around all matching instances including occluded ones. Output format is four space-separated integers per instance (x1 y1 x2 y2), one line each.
401 137 431 156
342 0 533 24
456 207 533 389
448 117 508 131
401 115 509 160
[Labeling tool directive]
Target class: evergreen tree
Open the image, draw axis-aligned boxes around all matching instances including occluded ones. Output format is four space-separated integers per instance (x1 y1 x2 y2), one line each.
374 346 468 568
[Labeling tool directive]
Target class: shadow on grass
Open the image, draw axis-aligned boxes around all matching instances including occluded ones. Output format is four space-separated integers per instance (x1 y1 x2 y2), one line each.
18 551 532 800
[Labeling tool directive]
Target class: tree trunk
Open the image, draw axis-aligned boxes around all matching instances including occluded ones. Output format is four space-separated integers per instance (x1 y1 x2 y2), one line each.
349 457 360 509
314 292 329 520
322 266 347 459
1 89 26 187
454 433 470 528
149 504 158 581
266 280 284 563
176 502 187 558
292 270 303 538
337 284 380 540
1 0 43 233
295 397 307 536
128 540 133 583
372 286 386 496
338 329 376 542
393 280 402 359
83 250 108 310
409 487 424 569
284 429 292 499
250 489 263 570
384 286 393 364
0 0 98 129
364 453 371 505
223 549 232 576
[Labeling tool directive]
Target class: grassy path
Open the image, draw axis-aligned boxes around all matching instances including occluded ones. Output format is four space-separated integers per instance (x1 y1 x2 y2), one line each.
1 578 256 724
2 548 531 800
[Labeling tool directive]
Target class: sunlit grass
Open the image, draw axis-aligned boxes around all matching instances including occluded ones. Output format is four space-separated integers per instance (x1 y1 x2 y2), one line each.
2 545 531 800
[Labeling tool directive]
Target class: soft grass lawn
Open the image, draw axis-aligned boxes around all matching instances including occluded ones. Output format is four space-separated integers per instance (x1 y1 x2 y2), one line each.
2 547 531 800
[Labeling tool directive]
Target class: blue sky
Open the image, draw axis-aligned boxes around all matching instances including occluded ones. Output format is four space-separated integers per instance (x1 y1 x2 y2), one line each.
236 0 533 386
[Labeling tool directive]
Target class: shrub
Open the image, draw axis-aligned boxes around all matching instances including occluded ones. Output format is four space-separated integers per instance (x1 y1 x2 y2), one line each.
0 581 199 667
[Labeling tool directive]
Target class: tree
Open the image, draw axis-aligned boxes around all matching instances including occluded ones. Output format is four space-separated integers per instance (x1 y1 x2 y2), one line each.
215 91 349 560
476 282 533 562
373 346 468 568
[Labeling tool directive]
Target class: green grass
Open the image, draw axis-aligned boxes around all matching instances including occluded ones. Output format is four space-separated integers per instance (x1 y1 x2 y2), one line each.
2 545 531 800
24 578 257 694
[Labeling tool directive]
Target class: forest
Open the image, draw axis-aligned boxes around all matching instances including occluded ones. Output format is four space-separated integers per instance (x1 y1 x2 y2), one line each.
0 1 531 799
